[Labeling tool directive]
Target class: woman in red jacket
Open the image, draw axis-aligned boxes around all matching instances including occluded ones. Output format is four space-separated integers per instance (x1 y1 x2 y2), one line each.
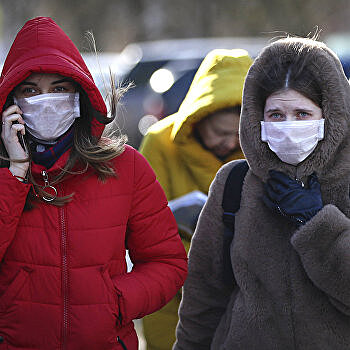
0 17 187 350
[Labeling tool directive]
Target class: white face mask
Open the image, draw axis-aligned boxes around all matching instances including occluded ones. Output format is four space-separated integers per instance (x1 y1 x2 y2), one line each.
14 92 80 142
261 119 325 165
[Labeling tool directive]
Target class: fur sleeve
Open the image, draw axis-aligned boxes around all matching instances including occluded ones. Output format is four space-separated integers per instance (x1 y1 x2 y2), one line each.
174 161 237 350
291 204 350 315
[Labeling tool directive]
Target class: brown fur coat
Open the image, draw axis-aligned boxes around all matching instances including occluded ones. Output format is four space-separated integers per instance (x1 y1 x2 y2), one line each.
174 37 350 350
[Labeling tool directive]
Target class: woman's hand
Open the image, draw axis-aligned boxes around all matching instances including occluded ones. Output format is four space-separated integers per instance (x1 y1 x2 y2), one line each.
263 170 323 226
1 105 29 178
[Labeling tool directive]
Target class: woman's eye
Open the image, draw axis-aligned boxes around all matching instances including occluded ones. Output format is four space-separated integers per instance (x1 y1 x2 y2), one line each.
52 83 75 93
270 113 283 120
53 86 66 92
22 87 37 94
297 111 310 118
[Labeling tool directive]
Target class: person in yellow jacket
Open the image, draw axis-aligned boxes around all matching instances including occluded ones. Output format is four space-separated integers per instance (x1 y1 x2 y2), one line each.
139 48 252 350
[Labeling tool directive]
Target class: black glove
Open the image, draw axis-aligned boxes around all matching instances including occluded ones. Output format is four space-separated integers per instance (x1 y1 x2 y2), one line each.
263 170 323 226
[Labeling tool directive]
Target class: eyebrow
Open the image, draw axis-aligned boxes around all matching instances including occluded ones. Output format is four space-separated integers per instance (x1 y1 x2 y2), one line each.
52 78 73 84
18 78 73 86
264 108 281 113
18 81 36 86
295 108 314 113
265 108 314 113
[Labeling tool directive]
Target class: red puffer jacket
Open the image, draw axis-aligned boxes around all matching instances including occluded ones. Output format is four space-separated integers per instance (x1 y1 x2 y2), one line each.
0 17 187 350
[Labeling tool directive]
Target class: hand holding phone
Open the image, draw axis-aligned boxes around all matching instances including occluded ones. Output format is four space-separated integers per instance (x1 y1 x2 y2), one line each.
1 104 29 178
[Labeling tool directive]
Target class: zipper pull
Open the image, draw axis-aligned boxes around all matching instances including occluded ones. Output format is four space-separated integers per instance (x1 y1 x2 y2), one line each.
41 170 57 202
295 167 305 188
295 178 305 187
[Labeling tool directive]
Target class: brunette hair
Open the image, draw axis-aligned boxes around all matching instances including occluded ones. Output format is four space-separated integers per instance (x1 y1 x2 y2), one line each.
0 75 127 209
215 105 241 117
202 105 241 122
253 42 323 110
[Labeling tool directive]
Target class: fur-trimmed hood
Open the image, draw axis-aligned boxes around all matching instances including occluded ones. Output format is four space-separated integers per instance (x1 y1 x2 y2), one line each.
240 37 350 184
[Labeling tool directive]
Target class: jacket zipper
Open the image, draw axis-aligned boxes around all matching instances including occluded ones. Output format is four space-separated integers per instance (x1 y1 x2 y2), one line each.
60 204 69 350
41 171 69 348
57 179 69 350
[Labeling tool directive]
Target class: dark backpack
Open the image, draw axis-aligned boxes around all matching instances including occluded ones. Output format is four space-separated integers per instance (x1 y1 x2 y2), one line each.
222 159 249 285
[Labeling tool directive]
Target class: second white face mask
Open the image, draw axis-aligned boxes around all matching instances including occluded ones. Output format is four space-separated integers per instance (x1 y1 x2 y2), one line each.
261 119 325 165
14 92 80 142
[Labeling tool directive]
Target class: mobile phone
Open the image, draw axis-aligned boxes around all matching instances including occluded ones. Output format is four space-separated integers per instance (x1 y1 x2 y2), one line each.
18 133 27 153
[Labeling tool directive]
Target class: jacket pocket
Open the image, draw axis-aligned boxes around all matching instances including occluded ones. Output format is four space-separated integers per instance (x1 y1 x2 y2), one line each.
0 335 7 349
117 336 128 350
0 267 32 313
100 266 122 325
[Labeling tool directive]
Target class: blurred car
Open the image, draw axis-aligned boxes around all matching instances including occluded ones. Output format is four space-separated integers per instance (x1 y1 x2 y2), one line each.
325 34 350 78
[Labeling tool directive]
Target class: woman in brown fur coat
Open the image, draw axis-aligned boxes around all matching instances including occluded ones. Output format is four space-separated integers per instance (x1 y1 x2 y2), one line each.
173 37 350 350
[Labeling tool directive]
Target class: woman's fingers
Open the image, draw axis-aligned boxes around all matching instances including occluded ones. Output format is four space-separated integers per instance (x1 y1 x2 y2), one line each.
1 114 26 141
2 105 25 139
2 112 25 126
10 123 26 136
2 104 23 119
2 105 26 139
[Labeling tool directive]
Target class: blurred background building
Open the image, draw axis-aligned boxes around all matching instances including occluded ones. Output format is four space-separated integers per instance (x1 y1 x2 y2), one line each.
1 0 350 148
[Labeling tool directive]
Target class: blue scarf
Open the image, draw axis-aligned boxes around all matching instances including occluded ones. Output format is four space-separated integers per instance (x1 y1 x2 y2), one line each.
30 128 74 169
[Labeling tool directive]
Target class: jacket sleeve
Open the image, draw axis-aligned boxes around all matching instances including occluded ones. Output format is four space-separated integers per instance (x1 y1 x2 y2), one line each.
174 163 236 350
139 131 172 199
0 168 31 261
111 150 187 325
291 204 350 315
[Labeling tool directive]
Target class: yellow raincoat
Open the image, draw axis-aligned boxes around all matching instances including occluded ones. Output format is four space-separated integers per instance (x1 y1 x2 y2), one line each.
139 49 252 350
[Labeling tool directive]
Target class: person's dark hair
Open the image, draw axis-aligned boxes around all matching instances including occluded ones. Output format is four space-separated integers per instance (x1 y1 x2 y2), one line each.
207 105 241 119
0 75 127 209
255 45 322 110
194 105 241 134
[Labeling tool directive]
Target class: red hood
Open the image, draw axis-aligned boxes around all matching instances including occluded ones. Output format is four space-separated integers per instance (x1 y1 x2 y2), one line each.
0 17 106 137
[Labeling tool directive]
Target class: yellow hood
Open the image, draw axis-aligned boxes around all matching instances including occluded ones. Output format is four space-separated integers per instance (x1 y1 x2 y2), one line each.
171 48 252 143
